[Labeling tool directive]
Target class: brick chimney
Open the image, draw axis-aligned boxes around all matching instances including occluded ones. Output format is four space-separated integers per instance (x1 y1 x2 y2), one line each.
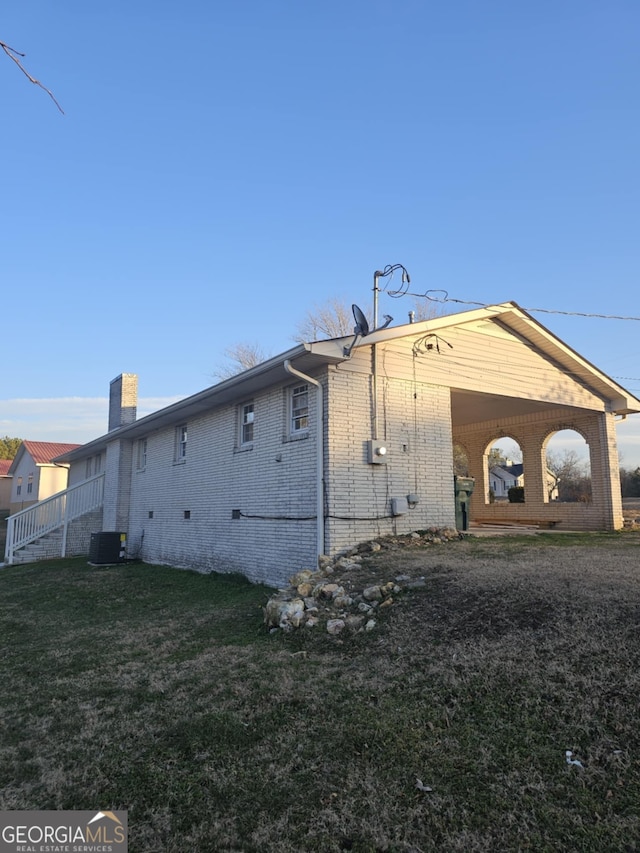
109 374 138 431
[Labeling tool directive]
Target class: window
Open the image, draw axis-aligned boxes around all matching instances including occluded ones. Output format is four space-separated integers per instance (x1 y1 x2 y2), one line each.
240 403 254 446
86 455 102 477
175 425 187 462
137 439 147 470
27 474 33 495
16 477 22 496
290 384 309 434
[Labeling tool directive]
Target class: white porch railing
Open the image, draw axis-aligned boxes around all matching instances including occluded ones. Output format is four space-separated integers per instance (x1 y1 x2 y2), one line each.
4 473 105 565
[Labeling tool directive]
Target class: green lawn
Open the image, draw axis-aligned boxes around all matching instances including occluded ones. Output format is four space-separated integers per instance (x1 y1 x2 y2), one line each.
1 536 640 851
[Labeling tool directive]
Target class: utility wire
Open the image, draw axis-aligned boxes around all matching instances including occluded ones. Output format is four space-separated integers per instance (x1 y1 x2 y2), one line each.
394 288 640 322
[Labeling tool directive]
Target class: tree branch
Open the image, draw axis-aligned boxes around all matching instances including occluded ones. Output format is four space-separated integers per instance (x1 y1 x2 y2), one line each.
1 40 64 114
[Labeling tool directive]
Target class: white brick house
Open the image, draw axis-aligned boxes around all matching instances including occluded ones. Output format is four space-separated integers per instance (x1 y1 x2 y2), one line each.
50 302 639 586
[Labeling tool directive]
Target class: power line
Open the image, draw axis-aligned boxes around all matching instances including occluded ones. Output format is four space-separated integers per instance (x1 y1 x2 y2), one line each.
397 289 640 322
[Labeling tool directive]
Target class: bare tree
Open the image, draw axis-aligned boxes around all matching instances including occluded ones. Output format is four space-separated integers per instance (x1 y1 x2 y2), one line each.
213 342 271 381
453 444 469 476
293 295 443 343
546 449 592 502
487 447 510 469
404 297 443 323
1 40 63 113
215 295 444 379
293 297 356 342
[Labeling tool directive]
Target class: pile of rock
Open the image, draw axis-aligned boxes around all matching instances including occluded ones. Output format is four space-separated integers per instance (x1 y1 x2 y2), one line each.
263 527 460 635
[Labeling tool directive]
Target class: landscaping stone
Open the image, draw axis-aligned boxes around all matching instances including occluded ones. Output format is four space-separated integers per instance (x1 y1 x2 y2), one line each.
363 585 382 601
262 527 462 634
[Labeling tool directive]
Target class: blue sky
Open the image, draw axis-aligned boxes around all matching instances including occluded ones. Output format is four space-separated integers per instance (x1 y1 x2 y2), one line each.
2 1 639 466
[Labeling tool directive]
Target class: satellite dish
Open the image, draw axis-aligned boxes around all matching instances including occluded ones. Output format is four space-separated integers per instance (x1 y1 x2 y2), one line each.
343 304 371 356
352 304 370 337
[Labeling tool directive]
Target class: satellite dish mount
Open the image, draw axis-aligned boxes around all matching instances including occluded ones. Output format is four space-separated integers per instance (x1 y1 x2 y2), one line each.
343 304 393 356
343 304 370 356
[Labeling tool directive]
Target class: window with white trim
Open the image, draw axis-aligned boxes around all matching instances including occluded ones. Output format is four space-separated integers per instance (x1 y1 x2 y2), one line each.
290 383 309 435
86 455 103 477
175 425 187 462
240 403 254 446
27 474 33 494
16 476 22 496
137 439 147 470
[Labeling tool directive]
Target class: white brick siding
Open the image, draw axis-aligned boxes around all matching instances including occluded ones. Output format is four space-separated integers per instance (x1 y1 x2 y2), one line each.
126 381 318 586
455 407 623 530
324 351 456 555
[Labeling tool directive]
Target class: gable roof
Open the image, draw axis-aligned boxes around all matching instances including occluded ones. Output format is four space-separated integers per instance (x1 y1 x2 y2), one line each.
491 463 524 479
23 441 82 464
326 301 639 412
54 301 640 464
0 460 12 477
9 441 82 474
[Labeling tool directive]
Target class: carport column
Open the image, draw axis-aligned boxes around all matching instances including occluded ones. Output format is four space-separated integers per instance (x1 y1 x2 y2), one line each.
593 411 624 530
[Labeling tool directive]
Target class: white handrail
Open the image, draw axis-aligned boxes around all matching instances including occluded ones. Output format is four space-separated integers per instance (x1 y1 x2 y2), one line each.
4 473 105 565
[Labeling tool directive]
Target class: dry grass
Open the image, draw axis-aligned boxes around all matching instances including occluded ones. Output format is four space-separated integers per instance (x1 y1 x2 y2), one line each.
1 534 640 851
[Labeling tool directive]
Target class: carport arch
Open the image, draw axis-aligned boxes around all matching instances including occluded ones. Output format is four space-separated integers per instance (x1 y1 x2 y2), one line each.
452 395 623 530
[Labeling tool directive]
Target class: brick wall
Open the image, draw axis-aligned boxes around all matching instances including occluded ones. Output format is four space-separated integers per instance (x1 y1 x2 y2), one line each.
65 509 105 556
125 379 319 587
103 439 133 532
455 407 623 530
324 353 456 554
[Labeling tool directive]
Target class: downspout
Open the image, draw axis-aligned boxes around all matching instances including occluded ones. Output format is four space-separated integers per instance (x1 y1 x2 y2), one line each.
284 360 325 561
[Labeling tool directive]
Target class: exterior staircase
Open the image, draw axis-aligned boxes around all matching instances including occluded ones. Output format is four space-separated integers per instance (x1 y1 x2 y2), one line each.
4 473 104 566
10 528 65 565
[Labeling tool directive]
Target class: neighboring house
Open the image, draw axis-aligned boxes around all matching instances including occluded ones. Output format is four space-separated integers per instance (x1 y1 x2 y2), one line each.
490 462 559 501
20 301 640 585
489 462 524 499
8 441 81 515
0 460 12 511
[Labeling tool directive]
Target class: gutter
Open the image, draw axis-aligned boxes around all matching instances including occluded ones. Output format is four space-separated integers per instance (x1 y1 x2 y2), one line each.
284 359 325 561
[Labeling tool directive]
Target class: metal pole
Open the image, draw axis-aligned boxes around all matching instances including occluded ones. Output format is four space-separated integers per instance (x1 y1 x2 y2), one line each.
373 270 381 330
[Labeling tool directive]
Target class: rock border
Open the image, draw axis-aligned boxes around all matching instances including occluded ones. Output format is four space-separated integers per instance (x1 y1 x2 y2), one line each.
263 527 461 634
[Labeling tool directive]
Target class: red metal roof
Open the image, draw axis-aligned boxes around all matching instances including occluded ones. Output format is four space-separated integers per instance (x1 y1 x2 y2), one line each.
0 459 11 476
22 441 82 465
